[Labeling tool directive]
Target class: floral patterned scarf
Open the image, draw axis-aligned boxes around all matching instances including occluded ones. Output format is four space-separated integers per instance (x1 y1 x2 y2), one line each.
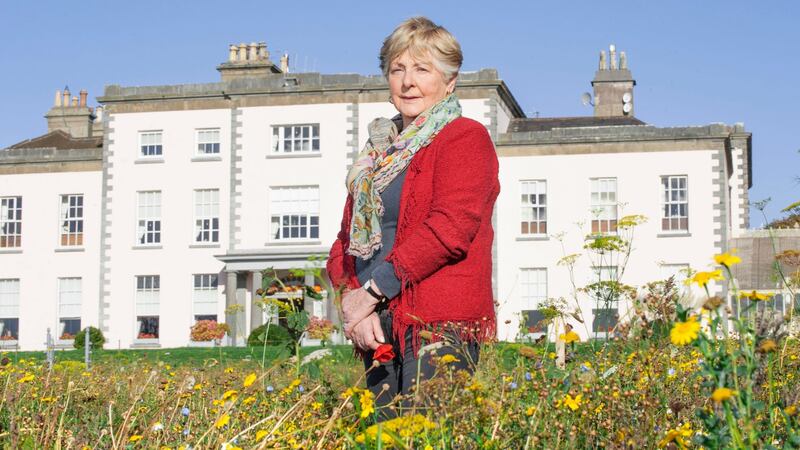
345 93 462 259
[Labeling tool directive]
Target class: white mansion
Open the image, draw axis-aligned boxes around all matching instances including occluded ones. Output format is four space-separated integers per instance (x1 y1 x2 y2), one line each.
0 43 753 350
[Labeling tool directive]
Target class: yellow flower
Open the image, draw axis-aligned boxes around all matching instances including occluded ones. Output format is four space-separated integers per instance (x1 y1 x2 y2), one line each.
686 269 724 288
786 405 797 416
714 249 741 268
739 290 773 301
312 401 322 410
711 387 736 403
359 390 375 418
224 367 234 374
559 331 580 344
670 316 701 346
563 394 582 411
243 372 257 388
526 406 536 416
215 413 230 429
18 373 34 384
255 430 268 441
128 435 143 443
657 422 692 447
440 354 460 364
222 389 238 402
425 446 434 450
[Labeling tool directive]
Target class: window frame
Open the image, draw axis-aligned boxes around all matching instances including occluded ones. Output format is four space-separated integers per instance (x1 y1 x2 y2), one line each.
135 275 160 340
193 189 220 244
519 180 547 236
135 191 162 246
268 186 320 243
519 268 548 335
195 128 221 156
192 274 219 325
138 130 163 158
271 124 320 154
0 279 20 343
661 175 689 233
589 177 618 234
58 194 84 247
57 277 82 341
0 196 22 249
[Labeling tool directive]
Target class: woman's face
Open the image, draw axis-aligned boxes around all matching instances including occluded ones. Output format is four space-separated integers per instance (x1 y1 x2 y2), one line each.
388 49 456 128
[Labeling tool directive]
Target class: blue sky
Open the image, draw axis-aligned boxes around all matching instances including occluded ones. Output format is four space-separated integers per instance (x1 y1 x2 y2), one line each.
0 1 797 223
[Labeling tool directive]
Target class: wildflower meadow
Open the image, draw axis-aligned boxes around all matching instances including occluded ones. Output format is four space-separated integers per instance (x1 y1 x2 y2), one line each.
2 214 799 449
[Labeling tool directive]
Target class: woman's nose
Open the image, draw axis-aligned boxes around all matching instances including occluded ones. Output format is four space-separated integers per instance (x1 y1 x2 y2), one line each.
402 70 415 88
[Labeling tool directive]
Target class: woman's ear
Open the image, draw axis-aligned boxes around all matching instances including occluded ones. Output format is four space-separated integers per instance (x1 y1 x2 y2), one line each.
446 75 457 94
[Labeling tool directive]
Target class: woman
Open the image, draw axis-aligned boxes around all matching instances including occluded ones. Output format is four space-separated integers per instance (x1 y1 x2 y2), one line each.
326 16 499 418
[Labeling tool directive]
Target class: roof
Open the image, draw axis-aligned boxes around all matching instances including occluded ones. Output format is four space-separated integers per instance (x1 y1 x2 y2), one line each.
6 129 102 151
508 116 646 132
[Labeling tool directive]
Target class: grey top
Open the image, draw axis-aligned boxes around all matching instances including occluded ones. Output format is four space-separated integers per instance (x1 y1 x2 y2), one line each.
354 160 405 300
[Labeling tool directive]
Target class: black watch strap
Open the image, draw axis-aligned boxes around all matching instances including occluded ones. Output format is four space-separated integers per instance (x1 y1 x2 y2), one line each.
364 283 386 302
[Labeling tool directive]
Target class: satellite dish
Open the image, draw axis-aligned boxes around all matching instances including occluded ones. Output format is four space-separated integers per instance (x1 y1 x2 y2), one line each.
622 103 632 114
622 92 632 103
581 92 593 106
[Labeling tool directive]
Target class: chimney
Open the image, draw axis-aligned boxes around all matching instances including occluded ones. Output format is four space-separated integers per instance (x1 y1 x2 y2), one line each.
591 44 635 117
45 87 96 137
217 41 282 81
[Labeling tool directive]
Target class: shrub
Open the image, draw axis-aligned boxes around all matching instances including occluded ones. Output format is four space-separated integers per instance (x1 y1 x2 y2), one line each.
73 326 105 350
190 320 229 342
248 323 292 348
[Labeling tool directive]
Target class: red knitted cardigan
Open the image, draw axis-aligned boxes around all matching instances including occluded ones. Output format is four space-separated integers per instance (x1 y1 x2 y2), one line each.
326 116 500 355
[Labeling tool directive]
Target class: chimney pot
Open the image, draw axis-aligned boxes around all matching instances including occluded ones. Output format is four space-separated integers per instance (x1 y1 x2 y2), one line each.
249 42 258 60
229 45 237 62
599 50 607 71
238 43 247 61
79 89 87 107
258 42 267 60
609 44 618 70
619 51 627 70
71 96 78 107
63 88 71 107
55 90 62 107
280 53 289 73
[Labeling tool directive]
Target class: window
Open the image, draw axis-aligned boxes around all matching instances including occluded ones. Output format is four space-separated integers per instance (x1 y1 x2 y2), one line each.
520 268 547 333
136 191 161 245
58 278 81 340
590 178 617 233
59 194 84 246
0 196 22 248
196 129 220 155
139 131 163 157
135 275 159 339
194 189 219 243
193 274 218 323
662 175 688 232
520 181 547 235
269 186 319 241
0 279 19 341
272 124 320 153
591 266 619 283
592 308 619 334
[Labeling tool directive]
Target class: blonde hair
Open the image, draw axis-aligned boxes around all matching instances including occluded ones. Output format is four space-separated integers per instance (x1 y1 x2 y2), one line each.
379 17 463 82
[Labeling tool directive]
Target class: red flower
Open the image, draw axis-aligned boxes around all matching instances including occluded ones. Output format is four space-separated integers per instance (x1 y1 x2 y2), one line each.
373 343 395 363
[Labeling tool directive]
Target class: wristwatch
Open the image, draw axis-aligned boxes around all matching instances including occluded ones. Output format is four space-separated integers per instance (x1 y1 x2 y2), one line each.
362 279 387 303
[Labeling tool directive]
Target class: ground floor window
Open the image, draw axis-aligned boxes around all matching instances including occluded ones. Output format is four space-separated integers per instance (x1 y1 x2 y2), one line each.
137 316 159 339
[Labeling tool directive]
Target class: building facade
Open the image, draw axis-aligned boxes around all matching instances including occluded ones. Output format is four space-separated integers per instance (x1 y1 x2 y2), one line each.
1 43 755 350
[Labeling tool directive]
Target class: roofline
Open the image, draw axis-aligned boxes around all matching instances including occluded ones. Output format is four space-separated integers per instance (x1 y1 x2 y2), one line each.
97 68 526 118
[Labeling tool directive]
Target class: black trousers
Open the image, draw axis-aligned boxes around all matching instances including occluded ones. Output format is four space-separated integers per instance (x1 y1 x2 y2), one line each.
363 308 480 421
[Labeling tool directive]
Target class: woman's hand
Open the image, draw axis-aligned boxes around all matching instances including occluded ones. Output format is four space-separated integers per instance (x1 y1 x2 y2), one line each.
342 287 379 338
347 312 385 351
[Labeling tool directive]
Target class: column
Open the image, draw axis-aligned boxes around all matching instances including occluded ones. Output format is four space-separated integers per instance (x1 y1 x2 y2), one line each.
250 270 263 333
226 270 237 346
